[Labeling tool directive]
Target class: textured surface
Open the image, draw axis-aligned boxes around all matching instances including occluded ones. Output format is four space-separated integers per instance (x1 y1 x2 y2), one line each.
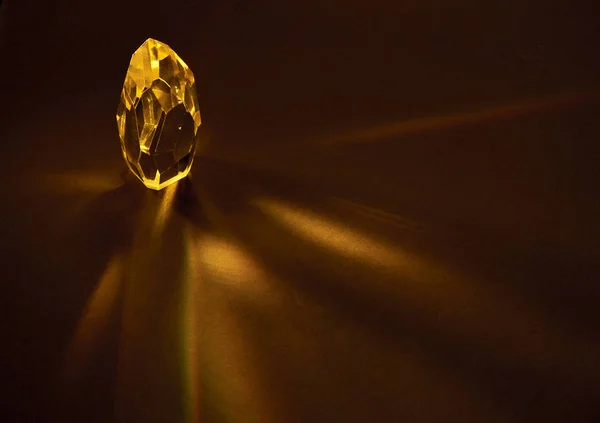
117 38 201 190
1 1 599 423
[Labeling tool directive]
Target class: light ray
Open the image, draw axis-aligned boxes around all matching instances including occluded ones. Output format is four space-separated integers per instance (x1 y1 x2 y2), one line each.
194 234 272 300
323 88 600 146
42 171 123 195
182 227 202 423
253 197 599 378
65 254 124 380
330 196 424 232
114 184 187 421
152 183 178 237
254 197 411 271
183 230 282 423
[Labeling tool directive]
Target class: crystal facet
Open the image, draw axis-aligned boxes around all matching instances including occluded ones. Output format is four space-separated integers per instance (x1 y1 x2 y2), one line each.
117 38 201 190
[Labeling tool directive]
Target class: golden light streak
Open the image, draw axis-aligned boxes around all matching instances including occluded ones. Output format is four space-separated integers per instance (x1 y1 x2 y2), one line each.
152 183 178 237
183 228 202 423
254 197 412 271
330 196 423 232
65 254 124 379
200 285 282 423
41 171 122 195
323 89 600 146
253 197 599 380
182 227 280 423
182 230 283 423
114 193 188 421
194 234 272 300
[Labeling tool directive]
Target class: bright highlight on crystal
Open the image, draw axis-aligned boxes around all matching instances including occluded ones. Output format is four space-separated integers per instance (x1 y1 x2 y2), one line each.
116 38 201 190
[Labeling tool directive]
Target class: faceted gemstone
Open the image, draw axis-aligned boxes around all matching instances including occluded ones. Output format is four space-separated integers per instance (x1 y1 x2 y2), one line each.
116 38 201 190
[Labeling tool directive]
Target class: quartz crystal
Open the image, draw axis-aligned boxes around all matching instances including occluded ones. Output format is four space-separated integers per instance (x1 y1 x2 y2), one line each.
116 38 201 190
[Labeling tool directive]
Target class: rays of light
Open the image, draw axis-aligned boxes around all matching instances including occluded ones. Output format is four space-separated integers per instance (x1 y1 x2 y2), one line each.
184 229 281 423
182 227 202 423
254 197 414 271
152 183 178 237
37 170 127 225
193 233 272 300
65 254 124 380
42 171 123 195
181 178 282 422
189 236 279 423
185 180 270 298
203 305 281 423
330 196 424 232
113 182 188 421
252 197 599 378
323 88 600 146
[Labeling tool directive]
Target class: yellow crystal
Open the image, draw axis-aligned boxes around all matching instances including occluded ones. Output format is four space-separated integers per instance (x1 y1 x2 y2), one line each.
116 38 201 190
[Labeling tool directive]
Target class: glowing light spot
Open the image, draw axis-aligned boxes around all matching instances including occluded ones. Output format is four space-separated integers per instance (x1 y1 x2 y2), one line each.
190 233 272 301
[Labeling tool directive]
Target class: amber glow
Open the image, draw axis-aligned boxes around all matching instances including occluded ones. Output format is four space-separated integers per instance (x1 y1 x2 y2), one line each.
191 233 275 302
252 197 600 377
323 89 600 146
185 233 280 423
117 38 201 190
183 229 201 423
331 197 423 231
65 254 124 378
152 183 178 237
42 171 122 195
254 198 410 270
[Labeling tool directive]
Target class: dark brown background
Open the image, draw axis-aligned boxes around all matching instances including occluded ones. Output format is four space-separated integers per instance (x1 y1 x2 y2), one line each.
1 1 599 422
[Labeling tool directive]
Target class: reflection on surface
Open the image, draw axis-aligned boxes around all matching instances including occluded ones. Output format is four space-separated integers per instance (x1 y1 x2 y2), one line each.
251 195 599 393
254 196 408 270
42 171 124 195
13 148 600 423
153 183 178 237
182 229 202 423
65 254 124 381
185 233 282 423
330 196 423 231
322 88 600 146
189 233 270 300
114 181 190 423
